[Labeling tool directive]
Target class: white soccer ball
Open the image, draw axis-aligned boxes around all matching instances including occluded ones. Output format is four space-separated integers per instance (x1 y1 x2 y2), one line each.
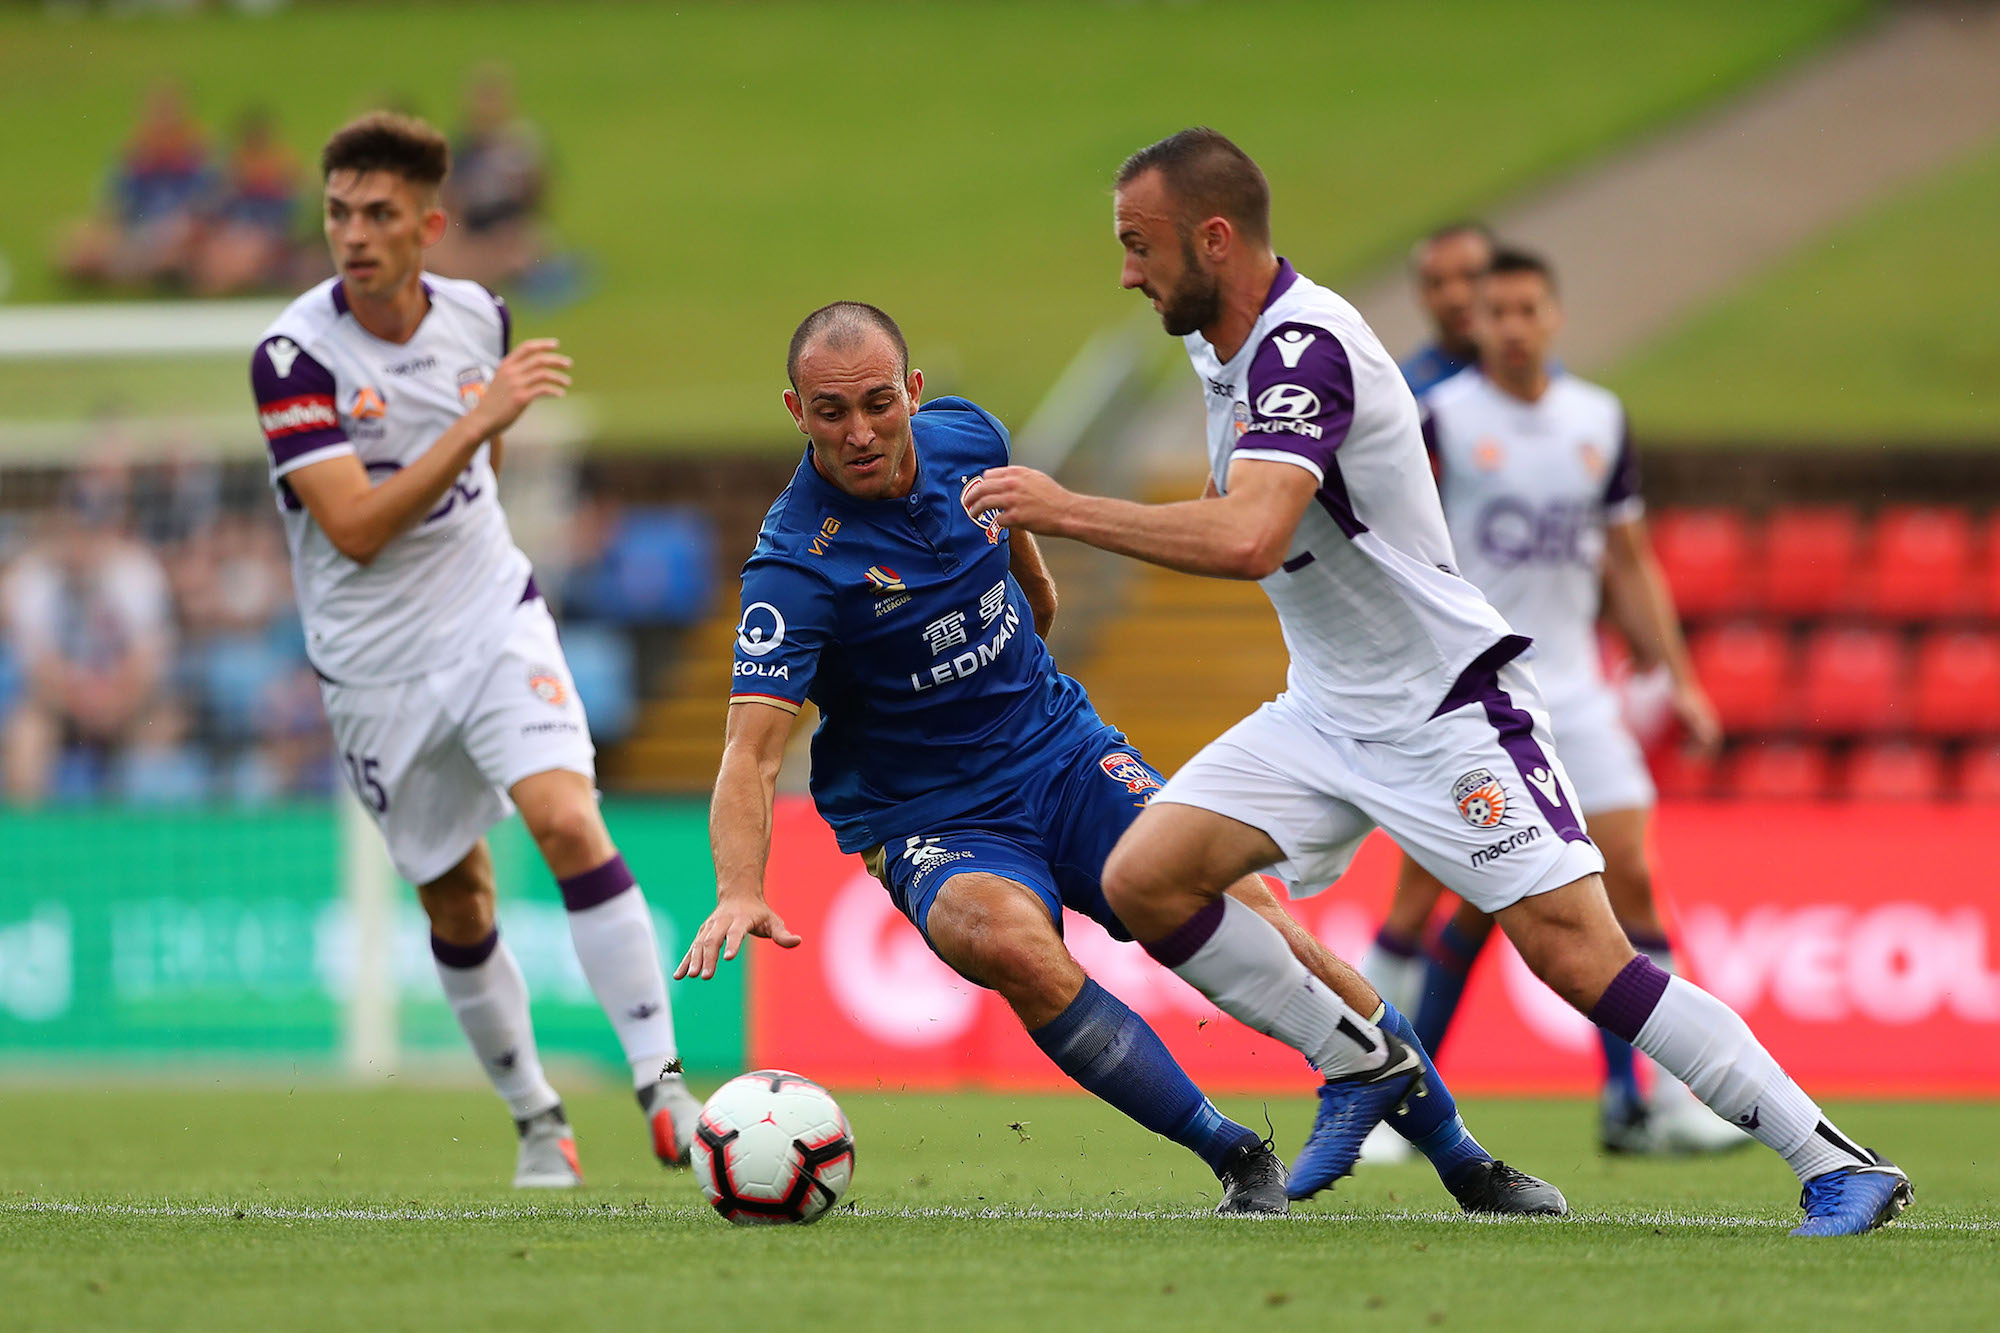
691 1069 855 1225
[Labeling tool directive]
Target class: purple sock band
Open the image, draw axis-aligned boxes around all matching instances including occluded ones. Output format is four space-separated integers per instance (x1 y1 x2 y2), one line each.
558 853 637 912
1372 926 1420 960
1590 955 1672 1044
431 927 499 970
1142 898 1228 970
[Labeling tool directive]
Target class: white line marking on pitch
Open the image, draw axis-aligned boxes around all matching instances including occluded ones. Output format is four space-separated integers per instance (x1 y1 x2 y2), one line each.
3 1199 1993 1232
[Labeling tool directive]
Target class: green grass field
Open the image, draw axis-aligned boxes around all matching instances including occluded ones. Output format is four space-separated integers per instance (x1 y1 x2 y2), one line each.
2 1085 1993 1331
1607 136 2000 443
0 0 1867 440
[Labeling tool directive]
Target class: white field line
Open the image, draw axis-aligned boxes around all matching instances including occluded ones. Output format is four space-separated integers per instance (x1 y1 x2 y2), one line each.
3 1199 1994 1232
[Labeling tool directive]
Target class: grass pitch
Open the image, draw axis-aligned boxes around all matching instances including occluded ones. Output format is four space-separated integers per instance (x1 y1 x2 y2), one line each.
2 1085 1993 1332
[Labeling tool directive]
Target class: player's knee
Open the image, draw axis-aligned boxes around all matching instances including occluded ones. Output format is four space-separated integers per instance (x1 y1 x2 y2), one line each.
927 884 1069 1000
525 796 604 870
1100 838 1164 916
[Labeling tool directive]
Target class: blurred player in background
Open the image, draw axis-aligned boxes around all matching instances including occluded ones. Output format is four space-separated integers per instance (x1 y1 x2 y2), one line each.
1397 222 1493 398
680 302 1563 1217
967 127 1910 1234
248 113 698 1188
1400 246 1739 1155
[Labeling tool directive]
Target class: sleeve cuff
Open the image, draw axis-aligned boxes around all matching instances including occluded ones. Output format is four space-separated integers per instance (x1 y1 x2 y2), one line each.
271 441 356 480
729 693 802 714
1229 448 1325 484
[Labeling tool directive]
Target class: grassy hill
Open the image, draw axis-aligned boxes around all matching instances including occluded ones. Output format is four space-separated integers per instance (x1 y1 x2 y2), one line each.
1607 135 2000 443
0 0 1867 445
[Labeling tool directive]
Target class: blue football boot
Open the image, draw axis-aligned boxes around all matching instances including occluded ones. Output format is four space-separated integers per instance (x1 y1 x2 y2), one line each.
1288 1030 1425 1200
1791 1152 1913 1236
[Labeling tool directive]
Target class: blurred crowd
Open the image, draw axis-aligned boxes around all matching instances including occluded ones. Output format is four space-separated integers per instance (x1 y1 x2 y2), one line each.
58 66 566 298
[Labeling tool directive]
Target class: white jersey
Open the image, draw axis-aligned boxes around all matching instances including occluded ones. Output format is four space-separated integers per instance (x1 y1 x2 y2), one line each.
1187 260 1517 741
1425 368 1640 705
251 274 532 686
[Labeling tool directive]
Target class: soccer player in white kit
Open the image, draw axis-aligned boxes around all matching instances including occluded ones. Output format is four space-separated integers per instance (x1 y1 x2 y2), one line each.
1401 245 1740 1155
964 128 1911 1235
249 113 700 1187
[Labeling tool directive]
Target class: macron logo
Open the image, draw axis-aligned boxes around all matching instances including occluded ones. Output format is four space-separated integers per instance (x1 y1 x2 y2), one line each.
1272 328 1316 369
265 337 302 379
1525 766 1564 807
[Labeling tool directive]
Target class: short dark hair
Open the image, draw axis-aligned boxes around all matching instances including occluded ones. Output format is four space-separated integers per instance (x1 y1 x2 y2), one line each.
1486 245 1557 291
1411 220 1495 267
1116 127 1271 246
786 301 909 392
321 112 450 188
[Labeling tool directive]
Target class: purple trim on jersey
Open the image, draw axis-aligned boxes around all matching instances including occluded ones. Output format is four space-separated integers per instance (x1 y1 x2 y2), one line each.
558 854 637 912
1590 955 1671 1043
1430 635 1534 718
253 336 349 466
1281 550 1316 573
1261 258 1299 312
1419 410 1440 460
1603 418 1641 511
1237 322 1356 477
520 572 540 604
330 280 348 316
431 928 500 969
1465 669 1590 845
1142 897 1227 969
493 291 512 355
1314 459 1367 539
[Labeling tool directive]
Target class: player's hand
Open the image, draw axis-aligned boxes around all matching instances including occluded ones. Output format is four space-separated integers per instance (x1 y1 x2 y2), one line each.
469 338 572 437
961 466 1075 535
1673 679 1724 758
673 896 803 981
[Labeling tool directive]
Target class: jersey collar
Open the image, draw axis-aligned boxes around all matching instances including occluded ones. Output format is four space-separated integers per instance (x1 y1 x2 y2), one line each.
796 439 930 516
1262 256 1298 312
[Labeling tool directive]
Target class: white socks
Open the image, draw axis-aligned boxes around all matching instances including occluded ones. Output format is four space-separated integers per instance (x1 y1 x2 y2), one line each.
1143 895 1387 1078
1595 956 1871 1182
565 884 682 1090
432 930 561 1120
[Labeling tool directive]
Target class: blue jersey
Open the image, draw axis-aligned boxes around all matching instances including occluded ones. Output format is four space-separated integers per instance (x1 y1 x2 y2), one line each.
731 396 1108 853
1399 341 1474 397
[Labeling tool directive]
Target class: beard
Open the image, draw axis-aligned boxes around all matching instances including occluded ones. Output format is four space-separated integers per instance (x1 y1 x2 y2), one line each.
1156 234 1223 337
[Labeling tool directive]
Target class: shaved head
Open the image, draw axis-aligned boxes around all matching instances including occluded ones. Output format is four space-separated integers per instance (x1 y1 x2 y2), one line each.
786 301 909 392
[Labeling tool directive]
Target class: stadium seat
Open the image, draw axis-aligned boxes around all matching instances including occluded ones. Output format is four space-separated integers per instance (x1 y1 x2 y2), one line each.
1841 741 1946 802
1648 744 1717 800
1866 506 1974 620
1910 630 2000 737
1650 508 1753 617
558 622 638 743
1978 511 2000 617
564 506 717 626
1690 622 1793 732
1798 626 1905 734
1957 744 2000 801
1760 506 1861 617
1722 741 1832 800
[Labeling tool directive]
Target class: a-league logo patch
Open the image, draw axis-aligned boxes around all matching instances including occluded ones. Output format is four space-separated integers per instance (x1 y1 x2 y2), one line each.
1452 768 1508 829
1099 751 1162 797
1232 400 1251 437
528 666 567 708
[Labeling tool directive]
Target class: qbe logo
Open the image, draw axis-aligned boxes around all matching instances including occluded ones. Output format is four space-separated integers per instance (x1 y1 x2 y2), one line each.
736 602 786 657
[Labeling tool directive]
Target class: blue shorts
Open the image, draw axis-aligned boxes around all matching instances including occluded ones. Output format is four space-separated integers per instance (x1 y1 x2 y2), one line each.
862 727 1166 947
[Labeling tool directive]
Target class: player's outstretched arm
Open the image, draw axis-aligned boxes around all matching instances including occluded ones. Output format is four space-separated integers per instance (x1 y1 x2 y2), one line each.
963 457 1316 581
677 700 804 981
1603 516 1722 755
286 339 570 565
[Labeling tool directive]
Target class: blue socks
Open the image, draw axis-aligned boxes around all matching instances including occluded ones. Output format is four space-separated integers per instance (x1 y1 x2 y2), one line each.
1378 999 1491 1190
1412 915 1493 1057
1030 979 1259 1175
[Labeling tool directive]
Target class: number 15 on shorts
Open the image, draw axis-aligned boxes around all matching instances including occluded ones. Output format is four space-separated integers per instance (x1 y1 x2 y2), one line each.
344 750 388 813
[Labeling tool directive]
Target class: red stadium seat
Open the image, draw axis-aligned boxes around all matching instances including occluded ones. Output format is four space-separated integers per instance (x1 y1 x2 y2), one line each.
1761 507 1861 617
1866 506 1974 620
1723 742 1833 800
1958 744 2000 801
1798 626 1905 734
1978 512 2000 617
1842 742 1947 802
1690 622 1793 732
1649 745 1717 800
1651 508 1753 617
1911 630 2000 737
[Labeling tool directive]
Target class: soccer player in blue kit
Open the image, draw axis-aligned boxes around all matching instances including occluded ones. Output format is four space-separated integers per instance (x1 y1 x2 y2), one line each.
677 301 1566 1217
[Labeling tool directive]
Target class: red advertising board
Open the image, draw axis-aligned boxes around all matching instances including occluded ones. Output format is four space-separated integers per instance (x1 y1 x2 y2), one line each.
750 798 2000 1095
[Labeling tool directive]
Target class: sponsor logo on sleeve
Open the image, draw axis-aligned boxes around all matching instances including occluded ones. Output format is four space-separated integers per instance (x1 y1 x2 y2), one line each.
1255 383 1321 419
258 395 339 440
265 337 302 378
1271 328 1317 369
736 602 786 657
1452 768 1508 829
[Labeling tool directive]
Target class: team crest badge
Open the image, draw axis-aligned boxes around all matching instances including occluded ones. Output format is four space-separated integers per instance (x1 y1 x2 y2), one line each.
1099 751 1162 799
351 385 387 420
1452 768 1507 829
1579 441 1605 478
456 366 489 408
1473 438 1505 471
528 666 567 707
1232 400 1251 437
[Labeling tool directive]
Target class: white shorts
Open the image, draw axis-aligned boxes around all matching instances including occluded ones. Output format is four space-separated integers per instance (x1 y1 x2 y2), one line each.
1545 683 1656 816
320 597 596 885
1155 659 1604 915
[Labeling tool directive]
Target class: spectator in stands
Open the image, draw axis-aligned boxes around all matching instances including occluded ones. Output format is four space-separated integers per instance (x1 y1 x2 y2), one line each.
429 63 550 290
60 82 215 290
1 460 184 803
188 107 305 296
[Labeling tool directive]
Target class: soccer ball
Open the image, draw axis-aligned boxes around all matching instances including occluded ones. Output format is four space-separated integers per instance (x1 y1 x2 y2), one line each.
691 1069 855 1225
